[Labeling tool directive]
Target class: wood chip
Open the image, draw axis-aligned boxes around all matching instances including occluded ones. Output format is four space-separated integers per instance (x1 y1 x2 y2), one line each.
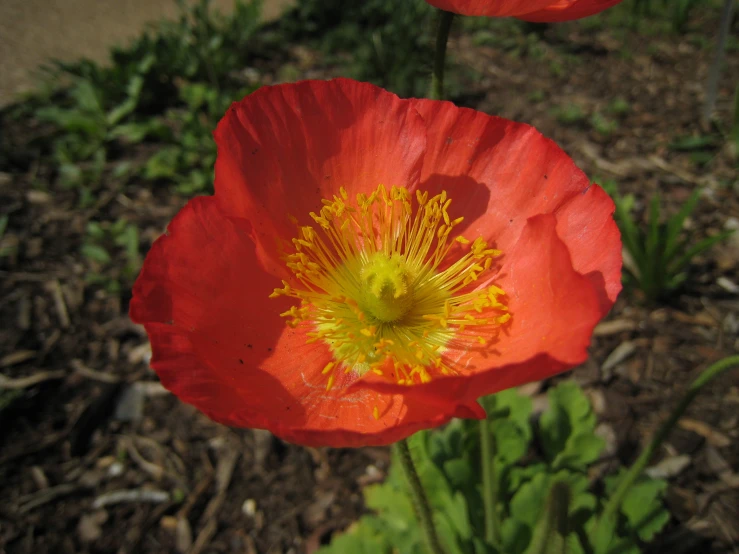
46 279 70 328
70 359 120 383
601 341 637 378
176 517 193 553
91 489 170 509
594 319 638 336
18 483 81 514
0 350 36 367
0 370 65 389
678 418 732 448
646 454 692 479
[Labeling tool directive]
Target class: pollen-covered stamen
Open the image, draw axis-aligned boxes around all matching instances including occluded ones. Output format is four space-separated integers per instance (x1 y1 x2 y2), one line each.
360 252 413 322
270 184 510 389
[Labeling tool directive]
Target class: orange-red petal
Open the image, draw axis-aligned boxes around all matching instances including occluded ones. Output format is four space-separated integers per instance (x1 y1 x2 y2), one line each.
423 0 623 21
212 78 426 278
410 98 621 312
130 196 486 447
131 80 622 447
361 214 603 402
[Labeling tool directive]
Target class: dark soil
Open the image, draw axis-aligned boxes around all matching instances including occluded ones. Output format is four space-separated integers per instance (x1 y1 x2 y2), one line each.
1 8 738 554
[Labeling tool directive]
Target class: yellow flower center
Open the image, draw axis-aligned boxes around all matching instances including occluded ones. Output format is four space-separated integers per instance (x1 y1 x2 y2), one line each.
270 184 510 392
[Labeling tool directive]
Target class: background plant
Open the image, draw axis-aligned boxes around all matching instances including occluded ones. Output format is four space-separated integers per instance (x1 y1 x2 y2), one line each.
318 383 671 554
608 184 735 303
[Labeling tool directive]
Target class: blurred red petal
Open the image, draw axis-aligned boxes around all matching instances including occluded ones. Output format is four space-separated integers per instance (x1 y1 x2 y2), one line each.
423 0 623 20
521 0 624 22
424 0 561 17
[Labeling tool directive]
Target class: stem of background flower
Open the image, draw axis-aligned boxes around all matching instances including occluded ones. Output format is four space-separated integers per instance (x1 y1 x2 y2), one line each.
395 439 447 554
479 416 502 548
429 10 454 101
598 355 739 534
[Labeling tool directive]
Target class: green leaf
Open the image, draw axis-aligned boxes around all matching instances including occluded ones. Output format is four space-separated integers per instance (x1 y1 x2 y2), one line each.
144 147 180 180
37 107 102 136
86 221 106 240
115 224 140 267
620 478 670 541
668 135 717 151
112 161 134 179
510 472 550 529
179 82 211 110
59 163 84 188
494 419 530 465
525 480 570 554
668 229 735 276
501 518 531 554
644 195 662 290
316 517 392 554
614 196 645 272
540 403 570 462
81 244 111 264
109 122 156 143
663 189 700 264
446 491 473 541
70 79 104 115
443 458 473 489
552 433 606 471
0 215 8 239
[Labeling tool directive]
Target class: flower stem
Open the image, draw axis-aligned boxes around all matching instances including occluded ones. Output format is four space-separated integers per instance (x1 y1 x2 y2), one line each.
430 10 454 100
479 416 501 547
599 355 739 530
395 439 446 554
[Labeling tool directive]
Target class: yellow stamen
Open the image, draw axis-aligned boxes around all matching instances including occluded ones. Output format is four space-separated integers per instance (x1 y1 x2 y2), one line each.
271 185 510 388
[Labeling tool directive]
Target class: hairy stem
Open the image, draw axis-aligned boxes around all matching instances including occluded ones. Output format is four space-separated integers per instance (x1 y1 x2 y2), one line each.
480 416 502 547
396 439 446 554
600 355 739 528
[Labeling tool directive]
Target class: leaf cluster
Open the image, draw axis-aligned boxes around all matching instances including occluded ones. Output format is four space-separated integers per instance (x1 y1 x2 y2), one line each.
143 82 256 195
626 0 702 33
606 182 735 303
82 219 141 293
21 0 265 200
318 383 670 554
279 0 437 97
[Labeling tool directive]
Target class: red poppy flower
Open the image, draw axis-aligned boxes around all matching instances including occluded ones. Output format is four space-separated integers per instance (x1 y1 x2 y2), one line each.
423 0 624 21
130 79 621 447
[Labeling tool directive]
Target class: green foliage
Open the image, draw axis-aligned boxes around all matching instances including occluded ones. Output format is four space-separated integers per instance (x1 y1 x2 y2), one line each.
82 219 141 293
608 98 631 116
143 82 255 195
36 54 166 196
319 383 670 554
622 0 701 33
552 104 586 125
280 0 436 97
50 0 263 113
590 112 619 137
608 182 735 303
22 0 265 203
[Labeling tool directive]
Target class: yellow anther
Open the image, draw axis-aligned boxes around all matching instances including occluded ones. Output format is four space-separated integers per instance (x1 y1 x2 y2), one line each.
271 184 510 391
